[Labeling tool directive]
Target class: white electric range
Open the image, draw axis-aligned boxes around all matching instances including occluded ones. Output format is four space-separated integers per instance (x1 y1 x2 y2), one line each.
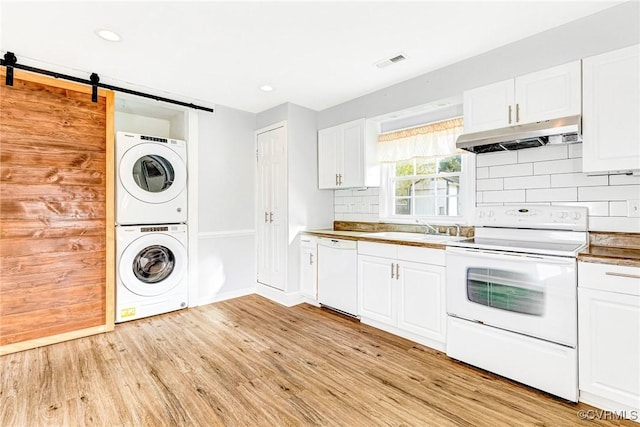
445 205 588 402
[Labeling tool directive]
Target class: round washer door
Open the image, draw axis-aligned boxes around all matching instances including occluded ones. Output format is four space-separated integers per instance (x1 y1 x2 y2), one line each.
119 233 187 297
119 143 186 204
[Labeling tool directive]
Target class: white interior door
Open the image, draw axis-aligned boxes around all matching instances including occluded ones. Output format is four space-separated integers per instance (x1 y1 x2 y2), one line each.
256 126 287 290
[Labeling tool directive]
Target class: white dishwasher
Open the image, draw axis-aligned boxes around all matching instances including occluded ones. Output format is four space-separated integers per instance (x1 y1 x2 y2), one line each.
317 237 358 317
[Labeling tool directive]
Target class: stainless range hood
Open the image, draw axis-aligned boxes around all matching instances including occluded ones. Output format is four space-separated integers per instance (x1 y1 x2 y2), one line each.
456 115 582 154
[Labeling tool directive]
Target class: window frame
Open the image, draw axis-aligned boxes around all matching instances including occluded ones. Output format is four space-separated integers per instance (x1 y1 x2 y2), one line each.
379 153 475 225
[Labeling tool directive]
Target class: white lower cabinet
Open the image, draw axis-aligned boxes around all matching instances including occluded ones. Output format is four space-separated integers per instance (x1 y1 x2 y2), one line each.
397 260 445 341
578 261 640 420
358 242 446 351
299 236 317 300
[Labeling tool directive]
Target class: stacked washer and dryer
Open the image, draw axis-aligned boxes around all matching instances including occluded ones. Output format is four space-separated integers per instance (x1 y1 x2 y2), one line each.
115 132 189 323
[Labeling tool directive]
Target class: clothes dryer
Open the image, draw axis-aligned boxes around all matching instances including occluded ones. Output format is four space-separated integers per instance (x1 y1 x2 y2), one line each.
116 224 188 322
116 132 187 225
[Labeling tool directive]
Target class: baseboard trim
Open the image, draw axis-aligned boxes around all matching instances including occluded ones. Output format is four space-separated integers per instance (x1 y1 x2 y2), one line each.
255 283 304 307
361 317 446 352
196 287 256 307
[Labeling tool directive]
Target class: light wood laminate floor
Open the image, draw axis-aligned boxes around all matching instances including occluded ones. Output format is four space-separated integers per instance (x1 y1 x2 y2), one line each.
0 294 635 426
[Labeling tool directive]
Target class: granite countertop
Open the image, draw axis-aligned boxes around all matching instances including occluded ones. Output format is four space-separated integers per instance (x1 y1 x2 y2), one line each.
305 225 640 266
303 229 453 250
578 246 640 268
578 232 640 268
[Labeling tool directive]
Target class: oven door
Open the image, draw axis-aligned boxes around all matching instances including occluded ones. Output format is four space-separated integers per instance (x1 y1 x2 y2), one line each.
446 246 577 347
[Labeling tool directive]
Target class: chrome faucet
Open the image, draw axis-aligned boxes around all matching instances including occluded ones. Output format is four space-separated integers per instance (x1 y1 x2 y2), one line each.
453 224 461 237
415 219 440 235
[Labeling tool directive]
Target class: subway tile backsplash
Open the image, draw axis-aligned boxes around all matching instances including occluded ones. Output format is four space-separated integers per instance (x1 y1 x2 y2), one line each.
333 187 380 222
477 144 640 231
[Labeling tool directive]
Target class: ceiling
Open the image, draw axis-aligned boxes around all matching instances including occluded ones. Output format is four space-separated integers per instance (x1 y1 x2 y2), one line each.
0 1 624 114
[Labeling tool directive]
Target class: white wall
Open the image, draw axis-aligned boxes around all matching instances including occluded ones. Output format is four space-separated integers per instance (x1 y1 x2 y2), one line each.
286 103 334 290
318 1 639 129
196 105 257 306
115 112 171 137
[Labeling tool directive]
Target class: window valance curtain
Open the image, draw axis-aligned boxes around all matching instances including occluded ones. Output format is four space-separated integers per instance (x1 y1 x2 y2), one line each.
377 117 464 163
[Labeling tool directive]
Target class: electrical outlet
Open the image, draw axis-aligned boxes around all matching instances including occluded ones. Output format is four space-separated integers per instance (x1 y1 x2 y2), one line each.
629 199 640 218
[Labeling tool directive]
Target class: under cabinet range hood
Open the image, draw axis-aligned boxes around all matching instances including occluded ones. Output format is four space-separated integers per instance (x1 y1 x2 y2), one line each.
456 115 582 153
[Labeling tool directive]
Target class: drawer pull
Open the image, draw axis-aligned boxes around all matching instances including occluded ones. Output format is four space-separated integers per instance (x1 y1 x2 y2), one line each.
605 272 640 280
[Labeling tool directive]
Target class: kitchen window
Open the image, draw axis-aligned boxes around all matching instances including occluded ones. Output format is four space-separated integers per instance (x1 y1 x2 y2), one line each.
378 116 474 222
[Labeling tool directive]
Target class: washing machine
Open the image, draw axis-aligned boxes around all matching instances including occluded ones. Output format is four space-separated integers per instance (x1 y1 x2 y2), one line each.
116 224 188 323
116 131 187 225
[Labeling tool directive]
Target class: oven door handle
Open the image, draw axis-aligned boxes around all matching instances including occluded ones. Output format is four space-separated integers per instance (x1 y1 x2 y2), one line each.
446 246 575 265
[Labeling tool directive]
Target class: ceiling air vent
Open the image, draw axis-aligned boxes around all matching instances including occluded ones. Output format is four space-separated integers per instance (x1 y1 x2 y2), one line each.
375 53 407 69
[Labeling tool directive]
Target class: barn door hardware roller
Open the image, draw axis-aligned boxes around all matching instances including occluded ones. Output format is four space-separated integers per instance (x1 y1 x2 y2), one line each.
3 52 17 86
90 73 100 103
0 51 214 112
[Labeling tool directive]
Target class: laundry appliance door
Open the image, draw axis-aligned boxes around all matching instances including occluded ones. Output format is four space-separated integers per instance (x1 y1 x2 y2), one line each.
119 233 187 296
119 143 186 204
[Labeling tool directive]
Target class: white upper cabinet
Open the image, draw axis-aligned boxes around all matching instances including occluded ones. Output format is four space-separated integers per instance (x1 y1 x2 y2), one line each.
318 118 379 189
582 44 640 174
463 79 514 133
341 120 365 188
463 61 581 133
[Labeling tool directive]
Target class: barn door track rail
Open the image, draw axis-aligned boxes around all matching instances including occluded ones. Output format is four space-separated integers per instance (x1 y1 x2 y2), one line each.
1 51 214 113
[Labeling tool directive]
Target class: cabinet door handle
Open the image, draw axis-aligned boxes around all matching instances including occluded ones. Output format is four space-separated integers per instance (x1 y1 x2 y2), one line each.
516 103 520 123
264 212 268 223
338 174 342 185
605 271 640 279
508 105 512 124
310 253 314 265
396 263 400 280
391 263 395 279
269 212 274 223
335 174 339 186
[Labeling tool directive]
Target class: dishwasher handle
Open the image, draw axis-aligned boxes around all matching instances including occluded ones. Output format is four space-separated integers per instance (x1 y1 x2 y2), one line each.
317 237 357 250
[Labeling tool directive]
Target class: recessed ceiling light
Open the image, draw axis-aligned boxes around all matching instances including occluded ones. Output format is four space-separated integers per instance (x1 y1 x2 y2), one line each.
259 84 274 92
95 29 121 42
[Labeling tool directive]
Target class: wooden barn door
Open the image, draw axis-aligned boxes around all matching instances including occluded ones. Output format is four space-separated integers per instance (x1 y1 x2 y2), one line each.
0 69 114 355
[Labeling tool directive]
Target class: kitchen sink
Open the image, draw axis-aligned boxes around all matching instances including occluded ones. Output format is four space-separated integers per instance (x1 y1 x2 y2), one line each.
361 231 464 243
